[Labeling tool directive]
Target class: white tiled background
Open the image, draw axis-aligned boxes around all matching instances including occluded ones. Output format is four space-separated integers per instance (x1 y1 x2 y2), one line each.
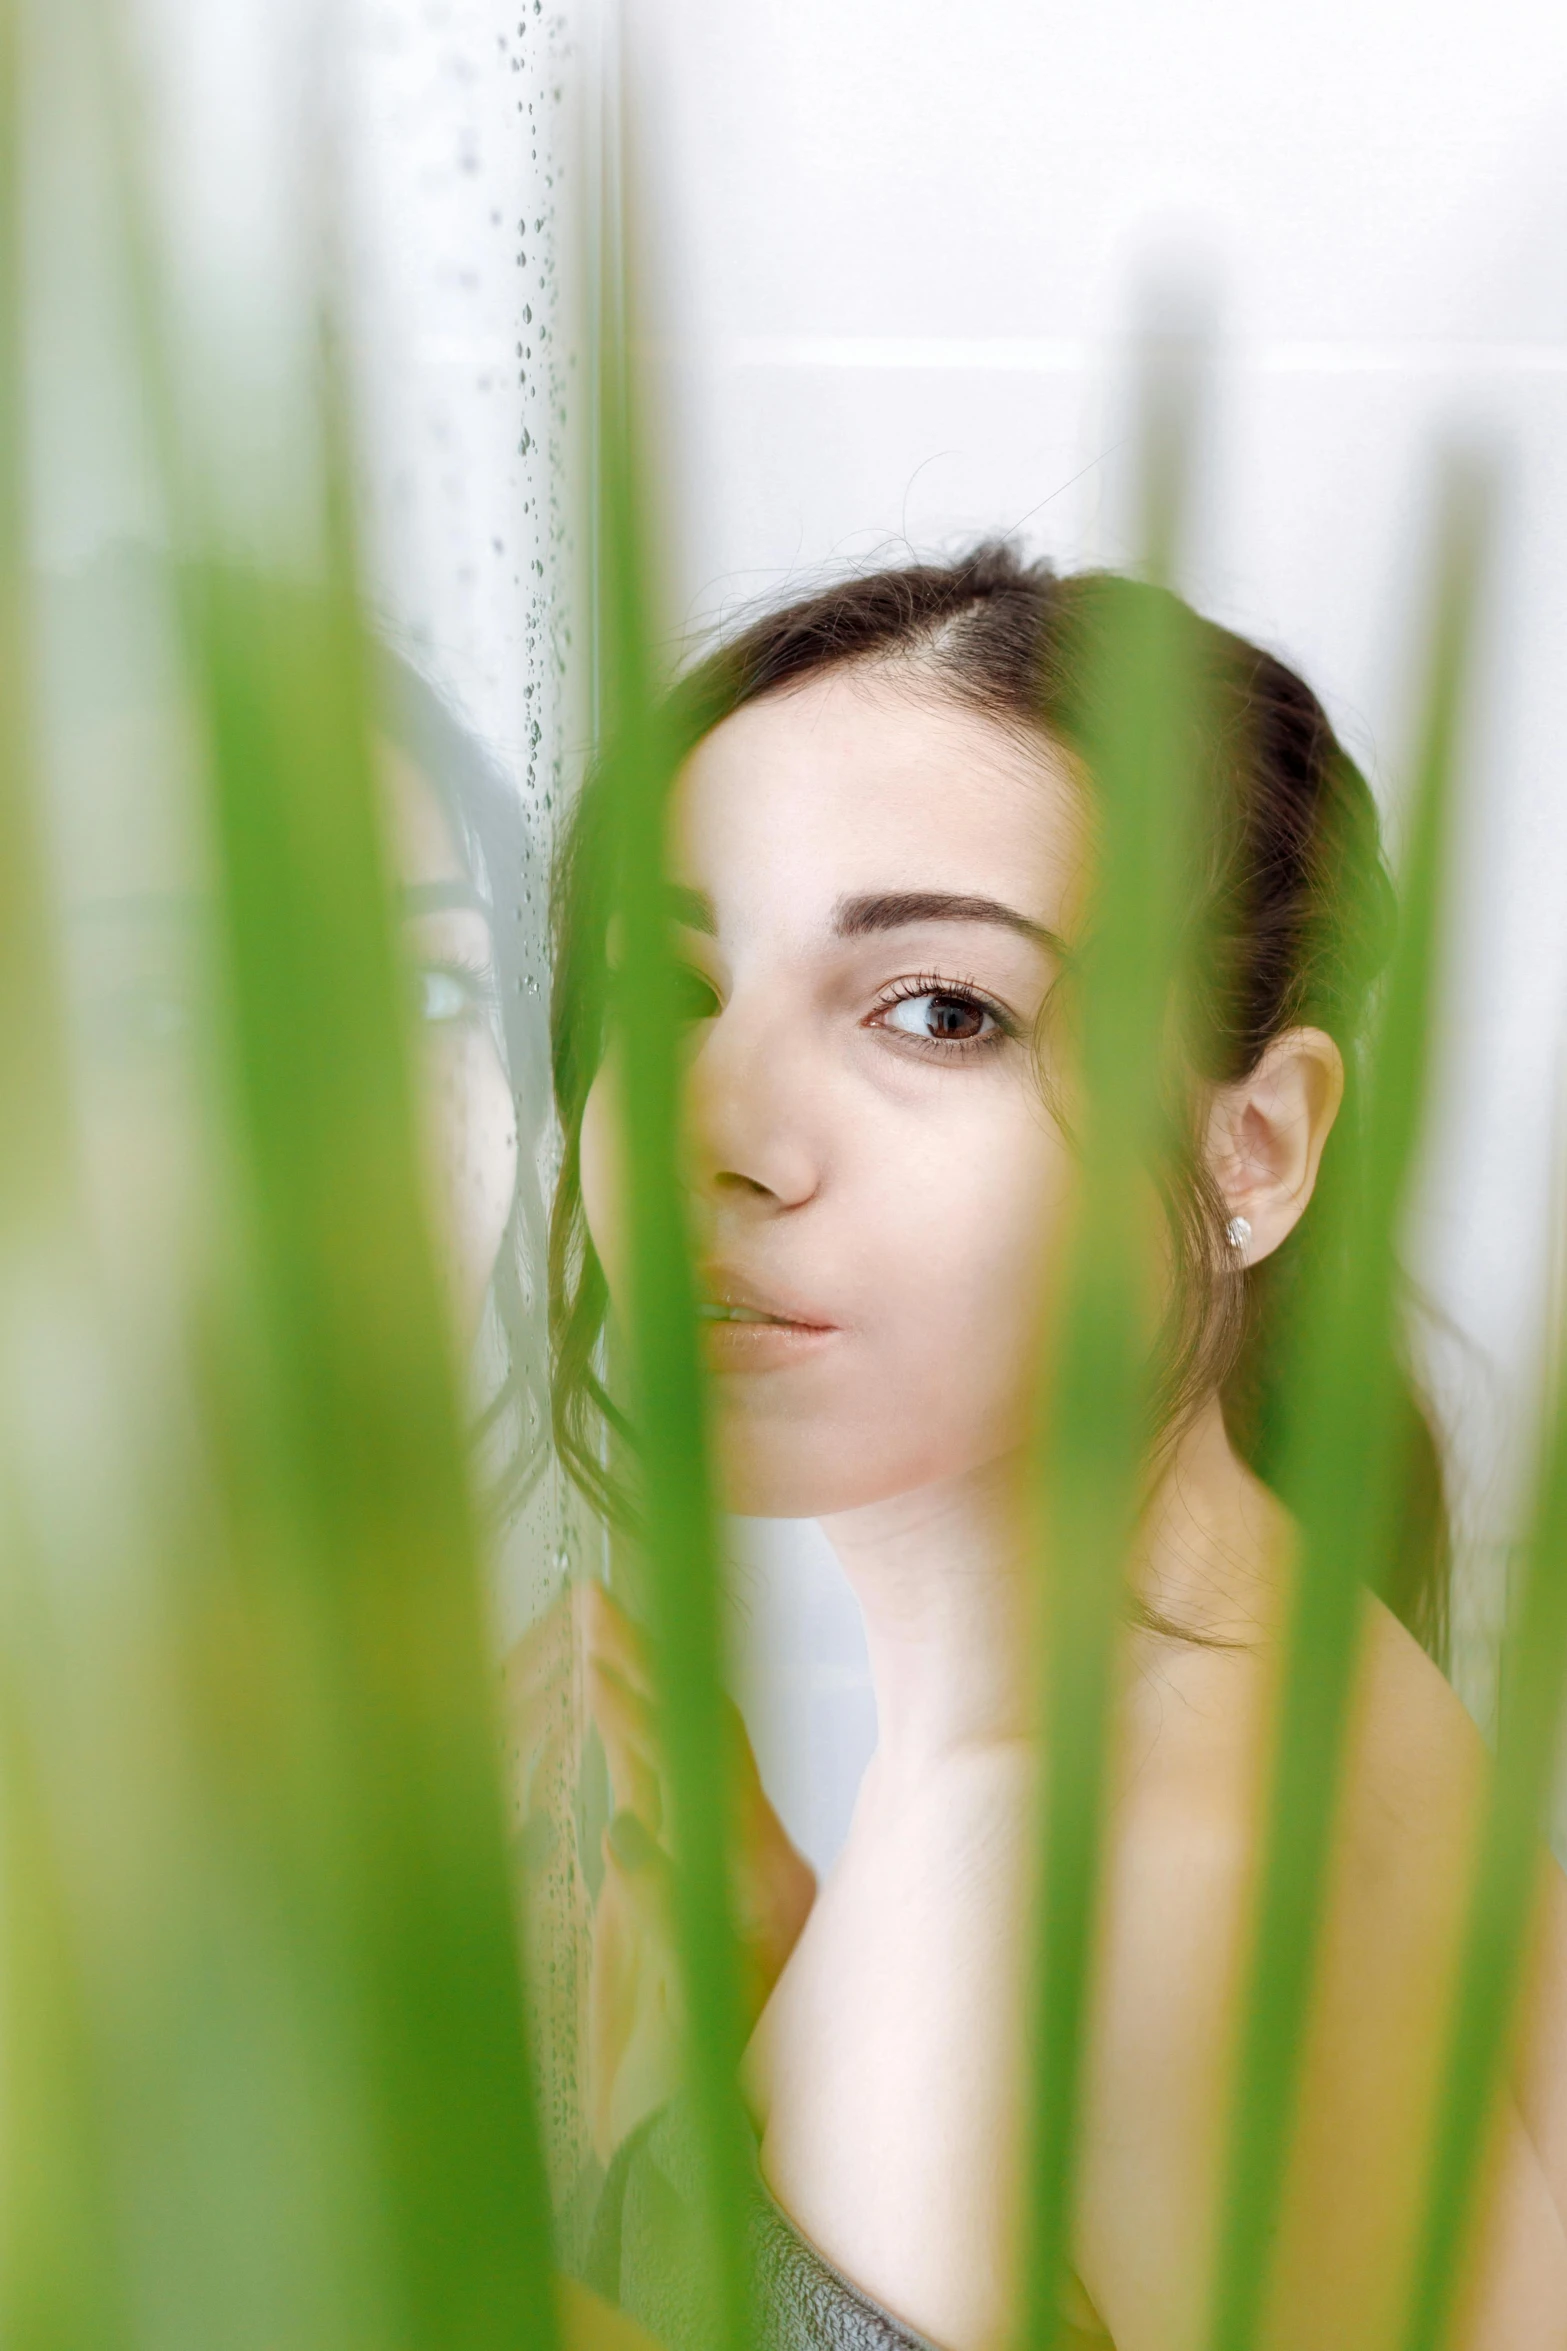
628 0 1567 1871
326 0 1567 1870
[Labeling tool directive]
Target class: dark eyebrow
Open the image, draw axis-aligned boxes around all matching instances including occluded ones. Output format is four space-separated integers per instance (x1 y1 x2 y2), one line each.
833 890 1067 960
665 883 718 935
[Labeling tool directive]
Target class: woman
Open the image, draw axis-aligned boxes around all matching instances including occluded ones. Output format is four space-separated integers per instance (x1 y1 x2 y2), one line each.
377 642 554 1512
546 546 1567 2350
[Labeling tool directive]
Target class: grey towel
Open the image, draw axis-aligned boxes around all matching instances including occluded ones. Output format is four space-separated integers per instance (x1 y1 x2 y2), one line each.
574 2098 1107 2349
574 2096 935 2348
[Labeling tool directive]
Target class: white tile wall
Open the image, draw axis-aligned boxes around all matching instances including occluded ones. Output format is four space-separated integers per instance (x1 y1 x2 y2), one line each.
639 0 1567 1848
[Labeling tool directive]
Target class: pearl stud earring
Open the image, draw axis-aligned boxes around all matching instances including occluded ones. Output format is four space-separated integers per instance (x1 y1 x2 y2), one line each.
1226 1215 1252 1253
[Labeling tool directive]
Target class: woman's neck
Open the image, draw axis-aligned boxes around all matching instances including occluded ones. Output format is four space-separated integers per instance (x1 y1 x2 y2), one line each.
819 1453 1043 1787
817 1399 1284 1797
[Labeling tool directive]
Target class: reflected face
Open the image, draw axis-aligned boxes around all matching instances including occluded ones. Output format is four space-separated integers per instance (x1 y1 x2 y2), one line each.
63 714 517 1353
579 669 1089 1518
381 743 518 1343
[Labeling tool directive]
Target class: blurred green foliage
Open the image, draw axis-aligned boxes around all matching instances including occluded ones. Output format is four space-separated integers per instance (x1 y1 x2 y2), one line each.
1 9 1564 2351
0 5 558 2349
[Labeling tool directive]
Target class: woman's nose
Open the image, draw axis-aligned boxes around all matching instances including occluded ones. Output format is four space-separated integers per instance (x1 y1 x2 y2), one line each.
683 1001 821 1215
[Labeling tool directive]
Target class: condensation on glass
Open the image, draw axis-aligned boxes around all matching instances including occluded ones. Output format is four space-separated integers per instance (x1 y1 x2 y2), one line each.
21 0 602 2238
344 0 601 2213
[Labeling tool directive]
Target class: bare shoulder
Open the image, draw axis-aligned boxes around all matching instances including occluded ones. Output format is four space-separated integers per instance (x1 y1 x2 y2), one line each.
1347 1595 1488 1842
1346 1609 1567 2197
1289 1599 1567 2341
1105 1590 1495 1961
1329 1593 1567 2160
1344 1600 1567 2235
1076 1598 1567 2349
1071 1637 1271 2349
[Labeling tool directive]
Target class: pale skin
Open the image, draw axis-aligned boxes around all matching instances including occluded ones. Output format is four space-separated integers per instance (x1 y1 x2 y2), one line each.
572 665 1567 2351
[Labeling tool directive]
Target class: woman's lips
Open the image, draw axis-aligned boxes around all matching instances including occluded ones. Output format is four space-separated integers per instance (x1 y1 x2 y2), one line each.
696 1274 838 1372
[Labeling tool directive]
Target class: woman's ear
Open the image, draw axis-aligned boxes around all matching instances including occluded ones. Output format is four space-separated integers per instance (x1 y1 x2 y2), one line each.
1203 1027 1345 1266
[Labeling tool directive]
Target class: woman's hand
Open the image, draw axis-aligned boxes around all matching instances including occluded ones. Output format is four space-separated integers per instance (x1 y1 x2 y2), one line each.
580 1583 817 1994
503 1580 818 2166
557 2275 664 2350
578 1580 817 2159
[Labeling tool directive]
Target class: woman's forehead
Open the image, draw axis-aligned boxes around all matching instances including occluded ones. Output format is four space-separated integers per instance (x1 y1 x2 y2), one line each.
669 667 1085 936
380 738 469 887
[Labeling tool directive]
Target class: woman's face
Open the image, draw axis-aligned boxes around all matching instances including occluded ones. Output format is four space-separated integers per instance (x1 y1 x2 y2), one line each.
379 743 519 1346
64 714 517 1357
580 668 1090 1519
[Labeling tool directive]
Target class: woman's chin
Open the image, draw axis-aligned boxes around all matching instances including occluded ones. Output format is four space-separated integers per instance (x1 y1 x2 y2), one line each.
713 1437 930 1524
715 1442 858 1523
716 1464 835 1522
713 1421 1034 1526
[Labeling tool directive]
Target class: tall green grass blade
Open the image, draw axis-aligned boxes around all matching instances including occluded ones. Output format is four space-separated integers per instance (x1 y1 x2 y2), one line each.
1205 469 1488 2351
1397 1328 1567 2346
0 5 129 2342
589 127 750 2351
180 555 557 2351
0 11 72 1289
2 4 561 2342
163 27 556 2346
0 12 62 1375
1021 332 1206 2351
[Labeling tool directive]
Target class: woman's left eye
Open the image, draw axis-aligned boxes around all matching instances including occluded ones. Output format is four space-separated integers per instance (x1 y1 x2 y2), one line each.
875 988 1002 1047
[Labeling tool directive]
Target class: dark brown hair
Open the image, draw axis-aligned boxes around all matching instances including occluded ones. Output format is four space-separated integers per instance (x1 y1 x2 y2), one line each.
548 544 1448 1663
